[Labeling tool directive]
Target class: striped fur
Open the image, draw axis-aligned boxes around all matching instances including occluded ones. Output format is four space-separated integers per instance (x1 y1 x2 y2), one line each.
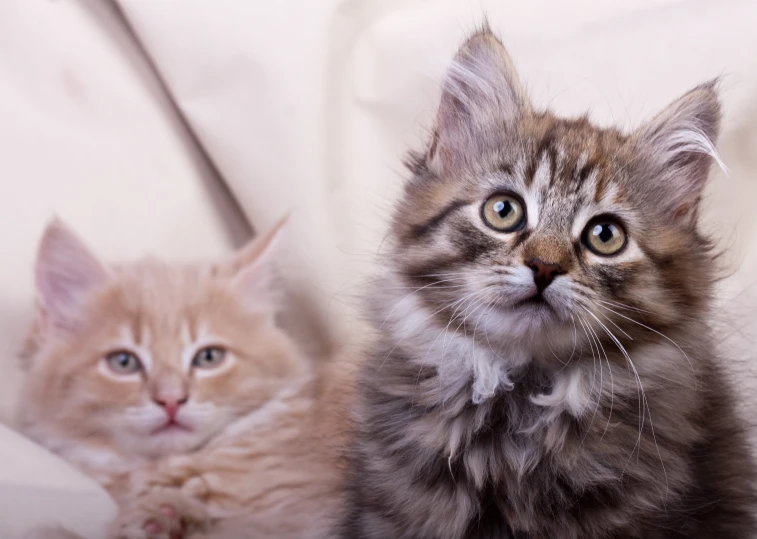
342 27 757 538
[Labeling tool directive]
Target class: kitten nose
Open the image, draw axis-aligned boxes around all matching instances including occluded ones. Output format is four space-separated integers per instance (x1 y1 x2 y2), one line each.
154 396 188 420
527 258 564 292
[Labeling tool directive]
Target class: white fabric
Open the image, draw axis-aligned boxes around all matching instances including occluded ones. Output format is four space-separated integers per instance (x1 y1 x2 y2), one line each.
0 1 246 534
2 0 757 534
0 424 116 539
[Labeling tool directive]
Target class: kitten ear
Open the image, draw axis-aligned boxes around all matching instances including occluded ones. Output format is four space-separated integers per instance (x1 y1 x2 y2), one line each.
633 81 723 223
431 25 528 172
226 216 288 313
35 219 109 333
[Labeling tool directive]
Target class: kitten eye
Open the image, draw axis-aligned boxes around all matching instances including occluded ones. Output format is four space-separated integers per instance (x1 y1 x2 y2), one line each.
481 193 526 232
192 347 227 370
582 217 627 256
105 351 142 375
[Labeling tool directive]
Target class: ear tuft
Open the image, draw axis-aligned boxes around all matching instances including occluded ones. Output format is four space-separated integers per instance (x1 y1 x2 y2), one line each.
633 80 723 222
35 219 108 333
431 26 528 172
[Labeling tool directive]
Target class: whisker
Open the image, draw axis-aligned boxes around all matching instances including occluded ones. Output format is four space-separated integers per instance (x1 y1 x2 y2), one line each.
551 315 580 377
441 290 486 356
576 316 602 446
455 293 491 344
377 278 467 331
596 303 695 377
376 289 482 374
417 272 474 279
468 294 498 368
582 308 645 464
472 296 497 345
583 308 669 499
406 291 493 408
420 294 481 365
482 301 507 367
595 309 633 340
597 299 652 316
580 310 615 441
438 290 493 394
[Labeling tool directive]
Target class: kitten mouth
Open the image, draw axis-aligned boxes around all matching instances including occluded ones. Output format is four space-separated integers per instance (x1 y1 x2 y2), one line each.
151 420 192 435
512 293 552 311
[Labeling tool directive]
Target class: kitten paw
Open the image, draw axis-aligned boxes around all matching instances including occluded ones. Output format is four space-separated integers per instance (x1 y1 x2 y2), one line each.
109 490 209 539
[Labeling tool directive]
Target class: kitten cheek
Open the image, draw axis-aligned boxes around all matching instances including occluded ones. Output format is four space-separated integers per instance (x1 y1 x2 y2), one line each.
174 406 227 446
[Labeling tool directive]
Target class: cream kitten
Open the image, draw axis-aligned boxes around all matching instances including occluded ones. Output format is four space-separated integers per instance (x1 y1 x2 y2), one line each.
18 219 353 539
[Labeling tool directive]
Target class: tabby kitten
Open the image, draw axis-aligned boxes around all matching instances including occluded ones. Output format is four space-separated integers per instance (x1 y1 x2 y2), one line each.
18 219 352 539
344 28 757 539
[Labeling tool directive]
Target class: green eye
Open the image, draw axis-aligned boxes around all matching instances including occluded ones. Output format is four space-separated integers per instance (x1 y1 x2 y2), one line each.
192 347 227 370
105 351 142 375
583 217 627 256
482 193 526 232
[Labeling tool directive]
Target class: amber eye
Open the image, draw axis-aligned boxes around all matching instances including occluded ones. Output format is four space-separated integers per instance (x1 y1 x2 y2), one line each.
481 193 526 232
105 351 142 375
582 217 627 256
192 347 227 370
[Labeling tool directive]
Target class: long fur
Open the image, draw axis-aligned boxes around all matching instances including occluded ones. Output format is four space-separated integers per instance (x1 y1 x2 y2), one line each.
18 220 355 539
342 27 757 539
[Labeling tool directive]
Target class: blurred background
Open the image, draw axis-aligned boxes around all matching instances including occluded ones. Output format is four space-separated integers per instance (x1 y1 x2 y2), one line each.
1 0 756 536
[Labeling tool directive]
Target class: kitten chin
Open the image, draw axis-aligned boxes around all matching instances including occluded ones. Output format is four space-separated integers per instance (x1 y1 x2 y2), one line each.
344 26 757 539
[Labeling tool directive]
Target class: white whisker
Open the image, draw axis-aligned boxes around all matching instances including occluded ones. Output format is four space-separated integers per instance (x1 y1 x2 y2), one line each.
376 289 482 375
378 278 467 331
583 307 669 499
596 303 695 377
576 316 602 445
581 310 615 441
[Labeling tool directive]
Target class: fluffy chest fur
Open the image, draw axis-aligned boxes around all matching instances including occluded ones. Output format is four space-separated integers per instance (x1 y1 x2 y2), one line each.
348 310 757 539
349 313 712 538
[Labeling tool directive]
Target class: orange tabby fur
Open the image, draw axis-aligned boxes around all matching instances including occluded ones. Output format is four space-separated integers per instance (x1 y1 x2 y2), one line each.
17 219 355 539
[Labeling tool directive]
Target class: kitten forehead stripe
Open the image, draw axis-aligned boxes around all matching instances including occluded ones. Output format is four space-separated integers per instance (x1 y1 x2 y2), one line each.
408 199 469 240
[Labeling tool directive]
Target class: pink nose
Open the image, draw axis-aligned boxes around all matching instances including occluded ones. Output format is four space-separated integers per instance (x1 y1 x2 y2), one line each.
154 397 188 420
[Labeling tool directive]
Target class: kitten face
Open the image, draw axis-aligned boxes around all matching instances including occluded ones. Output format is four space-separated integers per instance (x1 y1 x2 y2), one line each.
20 220 306 459
389 32 719 365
